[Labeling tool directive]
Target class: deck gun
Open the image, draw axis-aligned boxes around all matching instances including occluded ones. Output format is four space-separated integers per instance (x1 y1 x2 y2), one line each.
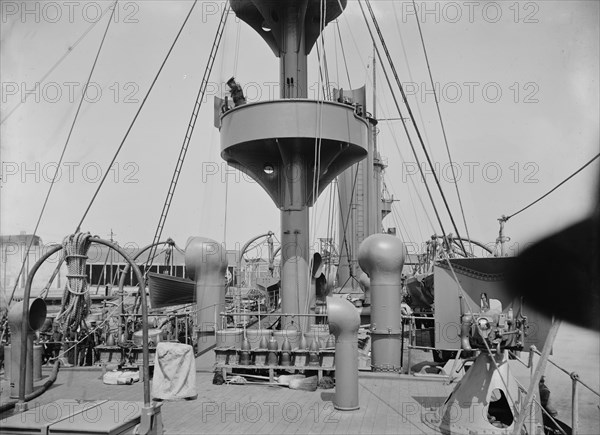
460 292 527 352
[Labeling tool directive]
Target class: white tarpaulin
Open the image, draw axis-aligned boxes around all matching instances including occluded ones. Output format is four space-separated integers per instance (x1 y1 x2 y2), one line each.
151 342 197 400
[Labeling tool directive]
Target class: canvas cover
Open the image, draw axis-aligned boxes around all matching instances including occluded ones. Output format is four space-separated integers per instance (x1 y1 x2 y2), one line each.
151 342 197 400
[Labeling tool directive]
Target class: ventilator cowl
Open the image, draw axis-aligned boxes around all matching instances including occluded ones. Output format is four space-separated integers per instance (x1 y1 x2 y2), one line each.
358 234 405 372
358 234 405 281
327 296 360 411
185 237 228 353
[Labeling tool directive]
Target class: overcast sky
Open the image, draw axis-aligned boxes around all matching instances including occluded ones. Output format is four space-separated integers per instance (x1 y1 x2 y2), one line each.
1 0 598 257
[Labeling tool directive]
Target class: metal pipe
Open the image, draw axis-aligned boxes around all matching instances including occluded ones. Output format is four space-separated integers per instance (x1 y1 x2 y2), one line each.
18 244 61 405
327 296 360 411
358 234 405 372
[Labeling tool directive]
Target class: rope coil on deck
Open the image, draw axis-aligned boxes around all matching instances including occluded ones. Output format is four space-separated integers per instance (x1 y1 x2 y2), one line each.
56 232 93 333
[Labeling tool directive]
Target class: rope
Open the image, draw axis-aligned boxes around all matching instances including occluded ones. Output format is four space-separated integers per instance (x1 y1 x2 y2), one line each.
7 1 118 305
411 0 473 254
56 233 93 334
506 153 599 221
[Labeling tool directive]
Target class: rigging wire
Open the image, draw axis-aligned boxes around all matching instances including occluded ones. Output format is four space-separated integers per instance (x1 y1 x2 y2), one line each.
315 44 330 100
1 3 114 125
378 91 437 239
325 183 337 260
333 23 340 88
75 0 201 233
7 1 119 305
334 5 438 251
337 165 361 285
390 1 436 161
505 152 599 221
355 0 450 248
233 19 242 77
410 0 473 254
332 2 438 254
306 0 327 316
322 38 332 97
144 2 230 272
360 0 468 255
335 20 353 89
334 1 433 259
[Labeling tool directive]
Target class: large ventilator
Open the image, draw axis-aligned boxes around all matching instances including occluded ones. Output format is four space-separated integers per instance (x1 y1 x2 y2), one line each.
185 237 228 354
358 234 405 372
220 0 368 331
7 298 47 397
327 296 360 411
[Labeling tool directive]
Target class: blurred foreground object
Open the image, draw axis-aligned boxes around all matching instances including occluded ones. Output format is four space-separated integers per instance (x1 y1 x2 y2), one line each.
508 204 599 331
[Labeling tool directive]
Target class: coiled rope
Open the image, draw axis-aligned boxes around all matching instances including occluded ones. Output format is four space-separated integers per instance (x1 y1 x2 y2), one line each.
56 232 93 334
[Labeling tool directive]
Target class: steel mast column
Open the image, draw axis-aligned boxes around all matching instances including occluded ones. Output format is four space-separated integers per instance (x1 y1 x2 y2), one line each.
278 2 310 331
221 0 366 332
280 4 307 99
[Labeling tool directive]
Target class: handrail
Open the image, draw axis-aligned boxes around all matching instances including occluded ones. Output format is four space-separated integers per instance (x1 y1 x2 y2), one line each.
529 345 600 397
513 377 568 435
220 311 327 317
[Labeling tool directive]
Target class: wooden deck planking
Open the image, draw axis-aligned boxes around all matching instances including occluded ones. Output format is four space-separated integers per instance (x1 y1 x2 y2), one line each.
279 390 330 434
341 380 375 434
1 366 456 434
355 377 380 434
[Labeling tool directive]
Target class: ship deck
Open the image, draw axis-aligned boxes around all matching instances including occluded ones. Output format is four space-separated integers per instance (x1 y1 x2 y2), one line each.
0 351 455 434
2 327 599 434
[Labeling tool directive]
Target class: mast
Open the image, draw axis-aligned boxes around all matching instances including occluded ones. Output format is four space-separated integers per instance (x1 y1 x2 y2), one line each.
220 0 368 331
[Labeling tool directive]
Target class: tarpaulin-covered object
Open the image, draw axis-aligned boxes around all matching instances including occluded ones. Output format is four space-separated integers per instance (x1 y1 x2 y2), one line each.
151 342 196 400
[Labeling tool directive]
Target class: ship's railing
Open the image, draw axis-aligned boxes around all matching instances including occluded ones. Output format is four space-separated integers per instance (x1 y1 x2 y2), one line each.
37 303 203 367
402 315 446 375
402 315 599 435
219 311 328 322
509 346 600 435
